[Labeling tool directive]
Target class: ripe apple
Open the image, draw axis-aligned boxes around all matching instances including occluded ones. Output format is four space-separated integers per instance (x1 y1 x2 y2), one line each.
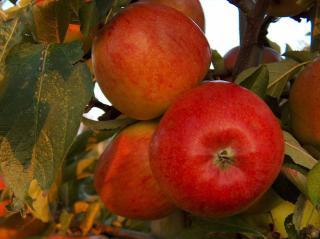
267 0 313 17
289 58 320 147
149 81 284 218
223 46 281 77
92 2 211 120
138 0 205 31
94 121 176 220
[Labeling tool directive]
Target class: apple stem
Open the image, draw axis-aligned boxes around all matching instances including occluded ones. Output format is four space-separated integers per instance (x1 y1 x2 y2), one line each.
214 147 235 170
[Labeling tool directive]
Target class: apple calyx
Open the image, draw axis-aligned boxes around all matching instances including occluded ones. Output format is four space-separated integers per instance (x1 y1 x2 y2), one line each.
214 147 235 170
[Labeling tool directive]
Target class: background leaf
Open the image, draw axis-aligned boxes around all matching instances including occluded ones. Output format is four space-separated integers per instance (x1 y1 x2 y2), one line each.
307 162 320 209
266 60 309 98
284 131 318 170
238 64 269 98
82 115 136 131
32 0 70 43
235 60 309 98
0 41 93 203
0 17 24 98
283 50 318 63
175 215 268 239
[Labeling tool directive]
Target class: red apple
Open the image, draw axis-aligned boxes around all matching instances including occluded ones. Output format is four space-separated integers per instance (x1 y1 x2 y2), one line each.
92 3 211 120
289 58 320 147
223 46 281 76
94 121 176 220
0 176 5 191
138 0 205 30
149 81 284 218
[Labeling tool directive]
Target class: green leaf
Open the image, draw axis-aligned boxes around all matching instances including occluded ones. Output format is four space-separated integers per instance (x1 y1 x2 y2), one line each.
281 165 307 195
267 59 309 98
238 65 269 98
66 129 116 161
293 195 307 231
0 17 24 98
211 49 226 76
284 131 318 170
283 50 317 63
235 59 308 99
59 209 74 233
307 162 320 209
82 115 137 131
0 41 93 203
175 216 268 239
285 44 293 52
268 40 281 54
284 214 298 239
32 0 70 43
95 0 114 19
79 1 99 37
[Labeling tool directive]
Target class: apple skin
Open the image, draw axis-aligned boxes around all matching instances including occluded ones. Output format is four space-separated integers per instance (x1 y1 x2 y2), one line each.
92 3 211 120
267 0 313 17
138 0 205 31
289 58 320 148
223 46 281 76
149 81 284 218
94 121 176 220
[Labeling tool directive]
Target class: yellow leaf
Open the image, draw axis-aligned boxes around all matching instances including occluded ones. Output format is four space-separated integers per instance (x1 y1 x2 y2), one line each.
74 201 89 214
80 201 101 235
28 179 50 222
76 157 96 179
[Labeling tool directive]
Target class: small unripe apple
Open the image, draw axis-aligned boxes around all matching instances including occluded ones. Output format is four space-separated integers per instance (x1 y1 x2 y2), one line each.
138 0 205 30
223 46 281 76
94 121 176 220
150 81 284 218
289 58 320 147
267 0 313 17
92 3 211 120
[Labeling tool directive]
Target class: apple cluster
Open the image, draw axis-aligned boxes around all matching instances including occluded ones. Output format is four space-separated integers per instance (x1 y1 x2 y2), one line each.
92 1 285 220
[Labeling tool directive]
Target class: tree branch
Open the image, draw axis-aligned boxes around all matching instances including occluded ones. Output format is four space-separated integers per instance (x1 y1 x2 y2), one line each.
233 0 271 76
85 96 121 121
226 0 255 15
311 0 320 51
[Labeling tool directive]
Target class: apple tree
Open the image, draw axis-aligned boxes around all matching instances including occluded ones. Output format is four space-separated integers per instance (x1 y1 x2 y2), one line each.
0 0 320 238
